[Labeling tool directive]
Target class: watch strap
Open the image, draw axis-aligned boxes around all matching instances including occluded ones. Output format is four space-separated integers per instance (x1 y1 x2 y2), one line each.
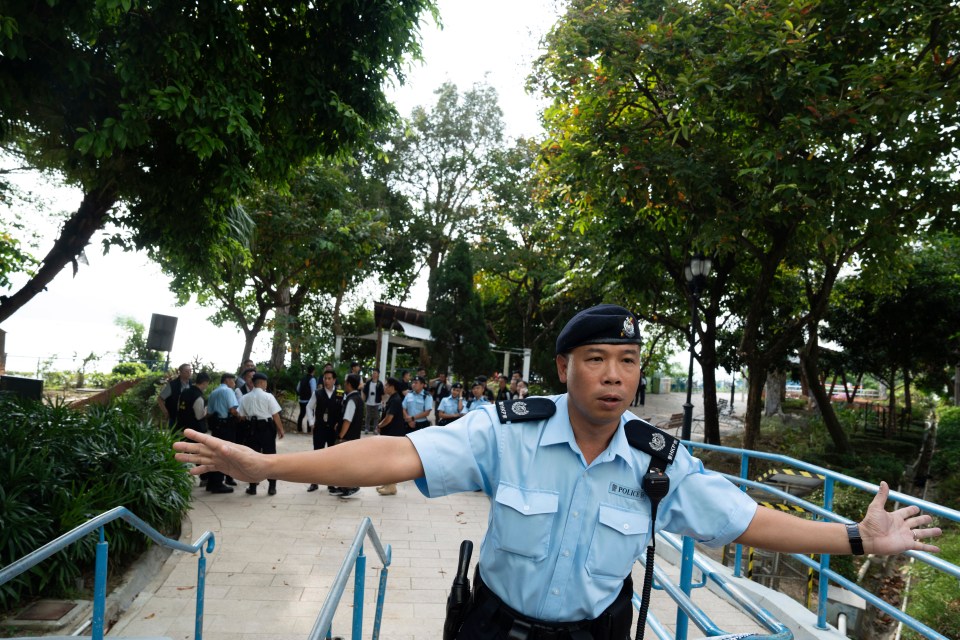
846 523 865 555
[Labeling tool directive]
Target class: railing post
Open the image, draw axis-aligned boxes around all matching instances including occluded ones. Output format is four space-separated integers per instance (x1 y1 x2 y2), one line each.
92 527 108 640
733 453 751 578
353 543 366 640
372 563 389 640
674 536 695 640
195 547 207 640
816 477 835 630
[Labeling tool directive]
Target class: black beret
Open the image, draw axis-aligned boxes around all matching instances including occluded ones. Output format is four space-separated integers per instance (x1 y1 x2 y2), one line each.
555 304 641 354
252 372 269 382
451 382 463 389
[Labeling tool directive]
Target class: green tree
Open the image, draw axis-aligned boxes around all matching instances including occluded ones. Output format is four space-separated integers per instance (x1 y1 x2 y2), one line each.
0 0 436 323
427 240 493 382
114 315 161 368
824 236 960 434
534 0 960 450
162 161 389 367
380 82 506 295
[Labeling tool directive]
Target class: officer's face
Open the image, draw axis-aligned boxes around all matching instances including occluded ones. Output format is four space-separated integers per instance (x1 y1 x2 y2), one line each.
412 380 423 393
225 377 236 389
557 344 640 431
323 373 336 389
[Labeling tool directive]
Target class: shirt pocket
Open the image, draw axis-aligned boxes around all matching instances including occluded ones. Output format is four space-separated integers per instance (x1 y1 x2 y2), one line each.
493 484 559 561
586 504 650 579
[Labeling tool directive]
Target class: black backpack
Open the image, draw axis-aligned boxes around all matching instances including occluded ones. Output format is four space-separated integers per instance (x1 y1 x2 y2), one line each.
297 375 313 401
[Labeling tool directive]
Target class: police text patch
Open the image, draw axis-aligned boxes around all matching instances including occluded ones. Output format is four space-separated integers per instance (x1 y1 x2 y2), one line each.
608 482 644 501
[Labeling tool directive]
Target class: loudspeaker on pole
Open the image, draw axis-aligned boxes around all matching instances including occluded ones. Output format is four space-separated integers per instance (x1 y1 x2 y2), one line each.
146 314 178 352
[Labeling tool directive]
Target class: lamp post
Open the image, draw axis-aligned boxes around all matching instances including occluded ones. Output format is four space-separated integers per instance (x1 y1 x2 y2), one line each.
680 255 712 442
676 254 712 640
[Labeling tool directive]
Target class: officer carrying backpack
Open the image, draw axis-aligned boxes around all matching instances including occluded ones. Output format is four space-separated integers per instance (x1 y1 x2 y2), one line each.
297 375 313 401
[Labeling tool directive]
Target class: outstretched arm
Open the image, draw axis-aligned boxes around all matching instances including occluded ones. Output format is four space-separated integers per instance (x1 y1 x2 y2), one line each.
174 428 424 487
736 482 941 555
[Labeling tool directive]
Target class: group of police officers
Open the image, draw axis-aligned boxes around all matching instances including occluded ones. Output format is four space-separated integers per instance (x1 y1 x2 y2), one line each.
157 358 528 498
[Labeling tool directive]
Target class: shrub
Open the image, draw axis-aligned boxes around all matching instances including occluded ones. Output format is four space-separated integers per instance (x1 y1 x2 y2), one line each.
903 530 960 639
111 361 151 379
0 395 192 610
930 407 960 481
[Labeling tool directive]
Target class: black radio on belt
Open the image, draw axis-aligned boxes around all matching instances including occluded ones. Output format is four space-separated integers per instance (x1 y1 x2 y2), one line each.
624 419 680 640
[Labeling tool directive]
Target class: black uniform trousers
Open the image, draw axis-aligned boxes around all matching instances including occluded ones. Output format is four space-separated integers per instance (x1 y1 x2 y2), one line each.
207 416 237 489
247 419 278 488
456 571 634 640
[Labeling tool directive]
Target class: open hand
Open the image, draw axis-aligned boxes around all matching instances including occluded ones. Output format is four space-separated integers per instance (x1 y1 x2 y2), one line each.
861 482 941 555
174 429 269 483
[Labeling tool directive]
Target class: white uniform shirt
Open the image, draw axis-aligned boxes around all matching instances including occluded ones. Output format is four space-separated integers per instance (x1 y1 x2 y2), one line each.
238 387 282 420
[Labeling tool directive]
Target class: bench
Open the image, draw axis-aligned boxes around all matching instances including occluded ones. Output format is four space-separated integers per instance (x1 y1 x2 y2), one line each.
656 412 684 434
717 398 728 414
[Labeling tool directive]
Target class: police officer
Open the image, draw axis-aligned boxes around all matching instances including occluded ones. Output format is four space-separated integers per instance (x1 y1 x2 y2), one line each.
329 373 364 498
402 375 434 430
157 363 193 429
305 369 343 493
436 382 466 426
237 372 284 496
177 304 942 639
206 373 241 493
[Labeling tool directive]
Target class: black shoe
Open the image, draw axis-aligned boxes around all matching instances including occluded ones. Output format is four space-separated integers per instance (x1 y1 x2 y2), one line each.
327 486 340 495
246 486 257 495
268 485 277 496
198 478 208 488
339 488 359 498
307 484 319 492
225 478 237 486
208 486 234 494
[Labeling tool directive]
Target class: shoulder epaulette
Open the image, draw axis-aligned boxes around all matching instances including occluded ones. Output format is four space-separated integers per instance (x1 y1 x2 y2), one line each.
496 398 556 423
623 419 680 465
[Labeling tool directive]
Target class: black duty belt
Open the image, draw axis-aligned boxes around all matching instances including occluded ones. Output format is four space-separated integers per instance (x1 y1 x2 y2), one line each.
473 571 601 640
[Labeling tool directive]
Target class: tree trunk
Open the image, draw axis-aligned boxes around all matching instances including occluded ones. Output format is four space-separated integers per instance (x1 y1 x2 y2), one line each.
743 362 767 451
886 367 898 438
699 332 721 445
764 371 784 416
0 186 117 323
270 284 291 370
240 328 256 366
800 334 853 455
910 416 936 495
954 365 959 406
903 369 912 424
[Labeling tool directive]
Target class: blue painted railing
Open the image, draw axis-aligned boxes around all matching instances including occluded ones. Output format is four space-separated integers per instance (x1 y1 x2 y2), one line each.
681 441 960 640
0 506 215 640
308 516 392 640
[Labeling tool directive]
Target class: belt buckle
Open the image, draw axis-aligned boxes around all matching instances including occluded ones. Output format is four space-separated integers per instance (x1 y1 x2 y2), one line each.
506 618 532 640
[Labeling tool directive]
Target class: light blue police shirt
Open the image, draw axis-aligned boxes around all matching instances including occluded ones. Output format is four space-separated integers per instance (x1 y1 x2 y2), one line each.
402 389 434 422
207 383 239 419
437 395 466 418
407 394 757 622
465 396 491 412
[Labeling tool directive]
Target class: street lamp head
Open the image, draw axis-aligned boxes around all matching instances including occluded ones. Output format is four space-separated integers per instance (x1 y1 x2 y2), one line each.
689 254 713 278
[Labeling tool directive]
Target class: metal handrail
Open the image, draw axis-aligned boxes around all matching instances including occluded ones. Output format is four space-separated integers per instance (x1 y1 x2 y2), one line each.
646 531 793 640
307 516 393 640
684 441 960 640
0 505 215 640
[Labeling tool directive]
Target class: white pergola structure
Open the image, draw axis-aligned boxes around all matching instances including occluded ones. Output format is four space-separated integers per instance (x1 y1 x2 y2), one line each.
350 302 531 381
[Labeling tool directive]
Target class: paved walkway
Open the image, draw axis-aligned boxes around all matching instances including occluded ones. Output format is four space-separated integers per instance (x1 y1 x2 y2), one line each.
109 393 762 640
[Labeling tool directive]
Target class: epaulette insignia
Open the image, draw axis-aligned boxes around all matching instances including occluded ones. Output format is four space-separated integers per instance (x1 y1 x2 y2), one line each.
497 398 556 424
624 419 680 464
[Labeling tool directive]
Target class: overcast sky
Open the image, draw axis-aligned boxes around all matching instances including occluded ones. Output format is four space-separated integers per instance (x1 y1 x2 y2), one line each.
0 1 562 375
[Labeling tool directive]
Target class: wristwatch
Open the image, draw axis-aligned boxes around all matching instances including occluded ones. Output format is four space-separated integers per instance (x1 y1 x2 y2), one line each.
846 523 864 555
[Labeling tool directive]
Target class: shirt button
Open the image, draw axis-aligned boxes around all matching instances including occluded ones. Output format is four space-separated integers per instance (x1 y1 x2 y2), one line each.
623 524 630 530
562 550 570 557
572 511 579 518
552 589 560 596
523 505 530 511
